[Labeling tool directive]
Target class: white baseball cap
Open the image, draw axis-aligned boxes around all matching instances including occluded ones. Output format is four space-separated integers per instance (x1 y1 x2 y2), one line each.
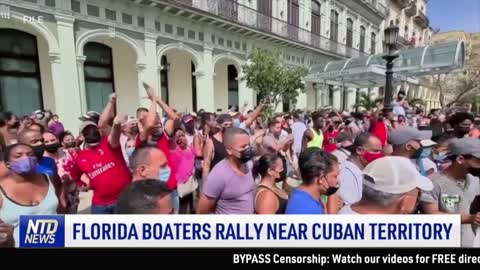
363 156 433 194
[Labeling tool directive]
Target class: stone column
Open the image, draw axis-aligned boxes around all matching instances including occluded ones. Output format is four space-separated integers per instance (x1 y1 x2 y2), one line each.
54 15 82 131
76 55 87 114
196 46 215 112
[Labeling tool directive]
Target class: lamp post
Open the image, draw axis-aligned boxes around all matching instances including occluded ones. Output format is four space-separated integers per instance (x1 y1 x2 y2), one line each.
382 26 399 110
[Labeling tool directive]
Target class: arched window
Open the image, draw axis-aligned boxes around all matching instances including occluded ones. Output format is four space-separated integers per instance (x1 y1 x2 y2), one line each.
330 10 339 41
346 18 353 48
404 25 409 39
83 42 114 113
360 26 366 52
395 18 400 25
311 0 321 35
370 32 376 54
0 29 43 116
227 65 239 109
160 55 169 104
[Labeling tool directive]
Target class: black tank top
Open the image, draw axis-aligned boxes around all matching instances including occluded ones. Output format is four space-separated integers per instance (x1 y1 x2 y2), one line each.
210 136 227 170
255 184 288 214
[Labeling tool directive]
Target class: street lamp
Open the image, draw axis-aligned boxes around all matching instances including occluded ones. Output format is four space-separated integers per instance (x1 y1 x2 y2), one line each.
382 26 399 110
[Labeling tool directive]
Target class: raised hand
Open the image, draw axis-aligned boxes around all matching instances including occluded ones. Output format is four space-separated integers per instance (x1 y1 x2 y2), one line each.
0 220 14 247
113 113 128 126
143 82 157 101
109 93 117 104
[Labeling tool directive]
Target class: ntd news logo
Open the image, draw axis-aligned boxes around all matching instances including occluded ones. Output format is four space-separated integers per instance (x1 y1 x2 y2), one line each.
19 215 65 248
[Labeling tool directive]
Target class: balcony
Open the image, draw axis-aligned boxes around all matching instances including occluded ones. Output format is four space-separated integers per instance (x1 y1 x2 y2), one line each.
339 0 386 24
405 2 417 17
360 0 388 16
145 0 368 58
397 35 413 48
391 0 410 9
413 10 429 29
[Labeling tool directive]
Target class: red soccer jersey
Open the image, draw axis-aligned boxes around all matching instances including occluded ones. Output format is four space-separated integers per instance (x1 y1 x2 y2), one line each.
323 130 339 153
135 134 177 190
71 137 132 206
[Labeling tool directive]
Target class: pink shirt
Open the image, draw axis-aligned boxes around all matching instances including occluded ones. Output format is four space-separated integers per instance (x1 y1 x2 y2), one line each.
171 146 195 184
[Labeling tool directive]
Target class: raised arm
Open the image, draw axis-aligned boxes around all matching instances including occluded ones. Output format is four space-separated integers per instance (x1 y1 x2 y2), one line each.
138 97 159 143
98 94 116 136
144 82 179 136
243 104 264 129
108 113 127 148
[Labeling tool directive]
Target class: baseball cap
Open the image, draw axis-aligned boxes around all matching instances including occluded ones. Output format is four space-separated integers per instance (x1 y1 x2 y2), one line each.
182 114 194 123
79 111 100 123
388 127 436 147
79 120 98 133
363 156 433 194
448 137 480 158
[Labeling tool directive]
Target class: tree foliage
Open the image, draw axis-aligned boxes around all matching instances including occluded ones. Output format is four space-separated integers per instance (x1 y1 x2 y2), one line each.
353 92 383 111
242 48 306 117
431 71 480 108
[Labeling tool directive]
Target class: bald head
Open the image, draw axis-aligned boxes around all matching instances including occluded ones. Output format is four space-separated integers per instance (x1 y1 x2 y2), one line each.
18 129 43 147
223 127 249 148
129 146 168 181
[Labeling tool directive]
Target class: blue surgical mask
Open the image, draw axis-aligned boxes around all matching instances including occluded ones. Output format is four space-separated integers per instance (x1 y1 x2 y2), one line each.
10 157 37 175
159 167 171 182
233 119 241 128
434 152 448 162
126 147 135 158
419 147 432 159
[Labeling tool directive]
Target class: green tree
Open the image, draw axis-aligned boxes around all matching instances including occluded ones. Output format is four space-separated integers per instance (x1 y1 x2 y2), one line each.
242 48 306 118
353 93 383 111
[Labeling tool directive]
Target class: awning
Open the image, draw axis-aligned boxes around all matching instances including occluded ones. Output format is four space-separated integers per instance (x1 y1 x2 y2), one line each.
305 41 465 88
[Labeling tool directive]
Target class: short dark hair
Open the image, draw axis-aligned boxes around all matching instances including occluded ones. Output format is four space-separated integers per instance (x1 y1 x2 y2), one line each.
449 112 474 126
5 143 33 162
0 111 15 127
116 179 171 214
223 127 249 148
268 118 278 128
347 132 373 155
59 131 74 143
30 122 45 134
129 146 159 171
136 107 148 114
298 148 338 185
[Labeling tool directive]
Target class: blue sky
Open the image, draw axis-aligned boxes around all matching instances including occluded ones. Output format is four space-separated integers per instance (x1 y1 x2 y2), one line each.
428 0 480 33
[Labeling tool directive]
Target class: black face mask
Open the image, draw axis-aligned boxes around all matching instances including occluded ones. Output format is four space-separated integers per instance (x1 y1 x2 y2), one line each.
32 144 45 160
238 147 254 164
468 167 480 177
324 185 340 196
328 126 334 132
84 129 101 144
455 127 470 138
411 147 423 159
130 126 139 135
45 143 60 154
10 121 20 129
64 142 76 149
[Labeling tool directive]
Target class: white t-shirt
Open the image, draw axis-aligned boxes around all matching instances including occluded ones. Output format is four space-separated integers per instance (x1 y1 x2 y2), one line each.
338 160 363 205
292 121 307 154
338 205 359 214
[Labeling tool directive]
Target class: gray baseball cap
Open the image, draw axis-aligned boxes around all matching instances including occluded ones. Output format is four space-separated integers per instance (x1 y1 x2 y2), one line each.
388 127 436 147
448 137 480 158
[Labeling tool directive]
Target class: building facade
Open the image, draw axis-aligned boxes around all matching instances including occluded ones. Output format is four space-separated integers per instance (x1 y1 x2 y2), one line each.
384 0 441 111
0 0 387 130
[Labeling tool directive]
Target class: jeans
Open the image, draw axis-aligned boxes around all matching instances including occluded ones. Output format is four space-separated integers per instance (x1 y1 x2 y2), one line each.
91 204 116 214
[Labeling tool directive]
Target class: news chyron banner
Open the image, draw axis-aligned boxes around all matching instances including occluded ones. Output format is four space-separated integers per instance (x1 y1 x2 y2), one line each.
18 215 460 248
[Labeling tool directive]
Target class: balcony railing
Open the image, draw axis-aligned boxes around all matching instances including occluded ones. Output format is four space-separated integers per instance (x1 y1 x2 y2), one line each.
413 10 429 29
405 2 417 17
167 0 368 58
391 0 409 9
361 0 387 16
397 35 413 48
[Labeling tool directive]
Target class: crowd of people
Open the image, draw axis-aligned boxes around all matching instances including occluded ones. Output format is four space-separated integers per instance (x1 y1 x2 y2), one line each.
0 86 479 248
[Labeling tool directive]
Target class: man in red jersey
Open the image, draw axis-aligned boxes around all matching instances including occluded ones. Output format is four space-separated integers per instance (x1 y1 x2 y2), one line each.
69 96 132 214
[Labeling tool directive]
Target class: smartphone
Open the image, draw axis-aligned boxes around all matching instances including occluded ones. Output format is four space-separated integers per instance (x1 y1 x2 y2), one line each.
142 82 149 90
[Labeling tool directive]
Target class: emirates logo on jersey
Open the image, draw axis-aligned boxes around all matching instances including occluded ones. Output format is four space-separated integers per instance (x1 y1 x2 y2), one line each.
98 149 104 156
